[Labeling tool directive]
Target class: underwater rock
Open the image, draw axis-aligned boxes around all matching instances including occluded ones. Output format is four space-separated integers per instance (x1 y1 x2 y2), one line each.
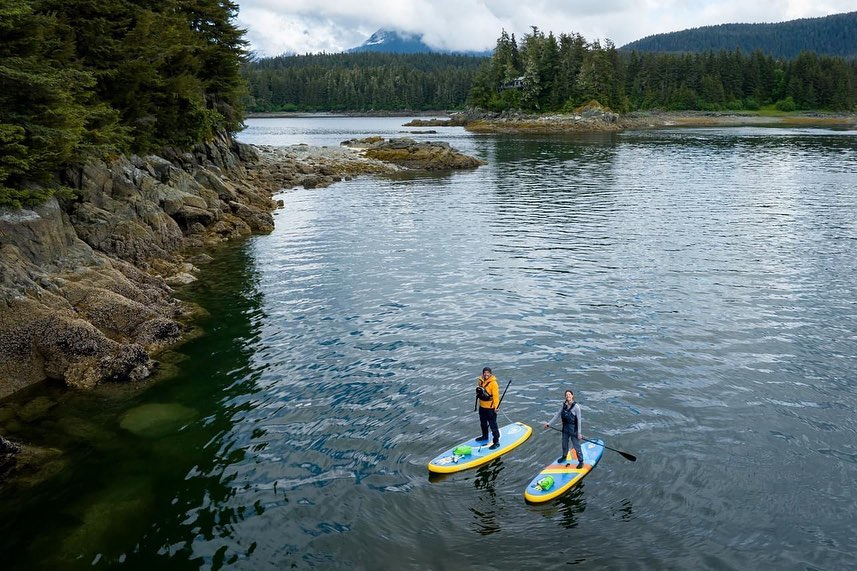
118 403 197 438
17 396 57 422
55 477 154 565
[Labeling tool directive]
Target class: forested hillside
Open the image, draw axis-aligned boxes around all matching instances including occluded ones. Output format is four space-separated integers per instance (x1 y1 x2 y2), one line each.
467 27 857 114
0 0 246 207
621 12 857 59
242 52 485 112
244 27 856 116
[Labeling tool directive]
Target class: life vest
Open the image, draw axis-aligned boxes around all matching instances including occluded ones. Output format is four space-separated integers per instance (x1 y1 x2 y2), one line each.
477 375 499 409
561 401 579 431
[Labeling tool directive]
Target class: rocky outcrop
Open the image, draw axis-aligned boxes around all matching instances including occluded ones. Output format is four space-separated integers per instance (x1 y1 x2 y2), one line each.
0 198 167 395
341 137 486 170
447 105 857 132
402 117 464 127
1 134 288 399
252 143 401 189
462 102 622 133
0 434 20 476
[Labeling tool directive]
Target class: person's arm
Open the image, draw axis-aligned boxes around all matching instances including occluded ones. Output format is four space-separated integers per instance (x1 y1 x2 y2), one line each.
490 379 499 408
544 406 561 428
574 403 582 438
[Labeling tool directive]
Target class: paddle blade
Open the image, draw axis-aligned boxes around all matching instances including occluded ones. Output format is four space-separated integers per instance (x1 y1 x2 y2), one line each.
582 437 637 462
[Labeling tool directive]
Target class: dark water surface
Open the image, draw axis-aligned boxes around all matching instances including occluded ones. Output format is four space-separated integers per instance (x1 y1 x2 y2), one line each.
2 117 857 569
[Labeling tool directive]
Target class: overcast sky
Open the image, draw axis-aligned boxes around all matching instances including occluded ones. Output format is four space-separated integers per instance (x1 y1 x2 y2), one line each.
236 1 856 57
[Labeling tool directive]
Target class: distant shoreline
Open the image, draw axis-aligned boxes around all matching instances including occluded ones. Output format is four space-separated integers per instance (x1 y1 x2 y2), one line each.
621 110 857 129
245 110 857 131
245 110 452 119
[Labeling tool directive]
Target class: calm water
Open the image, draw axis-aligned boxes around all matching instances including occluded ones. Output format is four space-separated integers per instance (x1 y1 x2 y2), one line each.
2 116 857 570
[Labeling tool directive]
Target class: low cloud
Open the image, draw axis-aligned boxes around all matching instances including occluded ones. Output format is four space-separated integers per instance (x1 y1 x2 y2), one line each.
237 0 857 56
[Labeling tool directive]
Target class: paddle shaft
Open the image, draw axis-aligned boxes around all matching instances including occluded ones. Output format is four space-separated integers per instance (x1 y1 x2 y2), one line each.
545 425 637 462
497 379 512 410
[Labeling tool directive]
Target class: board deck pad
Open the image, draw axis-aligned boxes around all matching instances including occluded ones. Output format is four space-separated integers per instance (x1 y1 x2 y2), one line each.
428 422 533 474
523 438 605 503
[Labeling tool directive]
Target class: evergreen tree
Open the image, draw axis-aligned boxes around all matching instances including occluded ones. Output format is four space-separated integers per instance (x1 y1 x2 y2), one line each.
1 0 250 206
519 27 545 110
1 0 125 207
178 1 247 133
539 32 560 109
577 40 616 106
556 32 587 107
38 0 246 150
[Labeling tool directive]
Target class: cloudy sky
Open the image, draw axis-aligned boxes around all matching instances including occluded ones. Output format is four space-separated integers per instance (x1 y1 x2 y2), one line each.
236 0 855 57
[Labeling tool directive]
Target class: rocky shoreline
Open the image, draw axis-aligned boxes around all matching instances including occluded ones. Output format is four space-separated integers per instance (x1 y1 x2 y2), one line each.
403 107 857 132
620 110 857 129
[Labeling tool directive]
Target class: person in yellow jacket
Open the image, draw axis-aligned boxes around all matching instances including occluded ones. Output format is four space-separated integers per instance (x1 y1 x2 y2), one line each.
475 367 501 449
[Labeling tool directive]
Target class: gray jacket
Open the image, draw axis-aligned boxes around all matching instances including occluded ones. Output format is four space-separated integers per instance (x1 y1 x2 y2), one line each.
547 401 581 437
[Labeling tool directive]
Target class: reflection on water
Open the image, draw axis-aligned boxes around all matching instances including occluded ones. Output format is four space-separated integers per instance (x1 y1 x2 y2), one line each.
470 460 503 535
528 483 588 530
2 119 857 569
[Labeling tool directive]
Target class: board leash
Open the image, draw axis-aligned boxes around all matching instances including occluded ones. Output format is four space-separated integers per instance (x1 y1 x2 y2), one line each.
499 407 516 425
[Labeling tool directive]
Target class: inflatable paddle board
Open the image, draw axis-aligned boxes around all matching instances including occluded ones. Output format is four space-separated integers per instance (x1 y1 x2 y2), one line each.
524 438 604 503
428 422 533 474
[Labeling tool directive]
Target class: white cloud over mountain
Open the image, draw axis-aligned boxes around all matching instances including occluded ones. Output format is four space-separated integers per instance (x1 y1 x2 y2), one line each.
237 0 856 57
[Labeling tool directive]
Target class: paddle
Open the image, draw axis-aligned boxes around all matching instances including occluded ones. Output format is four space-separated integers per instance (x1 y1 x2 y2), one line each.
545 425 637 462
496 379 512 410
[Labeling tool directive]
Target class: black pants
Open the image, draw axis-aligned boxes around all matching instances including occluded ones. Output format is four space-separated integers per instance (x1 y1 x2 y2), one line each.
479 407 500 445
562 425 584 463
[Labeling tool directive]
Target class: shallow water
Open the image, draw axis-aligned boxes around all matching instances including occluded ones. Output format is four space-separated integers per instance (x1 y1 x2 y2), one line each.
2 117 856 569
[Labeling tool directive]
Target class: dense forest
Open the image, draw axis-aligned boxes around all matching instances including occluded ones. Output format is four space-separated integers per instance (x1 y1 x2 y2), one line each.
468 27 857 113
621 12 857 59
242 52 484 112
243 27 857 116
0 0 246 208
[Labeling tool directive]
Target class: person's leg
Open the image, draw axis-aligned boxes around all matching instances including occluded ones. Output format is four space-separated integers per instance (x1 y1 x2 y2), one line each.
571 435 584 468
560 428 570 463
488 410 500 447
478 407 489 441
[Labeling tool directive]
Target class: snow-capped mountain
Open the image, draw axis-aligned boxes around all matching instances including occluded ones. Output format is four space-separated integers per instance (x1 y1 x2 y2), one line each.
348 29 434 54
348 29 491 56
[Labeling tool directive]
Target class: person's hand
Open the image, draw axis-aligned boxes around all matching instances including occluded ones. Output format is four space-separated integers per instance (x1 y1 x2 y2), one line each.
544 423 549 429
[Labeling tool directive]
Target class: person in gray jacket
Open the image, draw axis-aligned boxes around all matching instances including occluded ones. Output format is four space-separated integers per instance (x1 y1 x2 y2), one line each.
544 389 584 468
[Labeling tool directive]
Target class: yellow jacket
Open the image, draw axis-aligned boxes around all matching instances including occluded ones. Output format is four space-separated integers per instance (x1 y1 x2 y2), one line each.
477 374 499 409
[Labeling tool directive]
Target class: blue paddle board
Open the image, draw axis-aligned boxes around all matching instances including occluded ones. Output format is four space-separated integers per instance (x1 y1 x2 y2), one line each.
428 422 533 474
524 438 604 503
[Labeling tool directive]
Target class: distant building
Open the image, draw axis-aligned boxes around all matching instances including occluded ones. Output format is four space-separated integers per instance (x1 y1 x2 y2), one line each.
500 76 524 90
